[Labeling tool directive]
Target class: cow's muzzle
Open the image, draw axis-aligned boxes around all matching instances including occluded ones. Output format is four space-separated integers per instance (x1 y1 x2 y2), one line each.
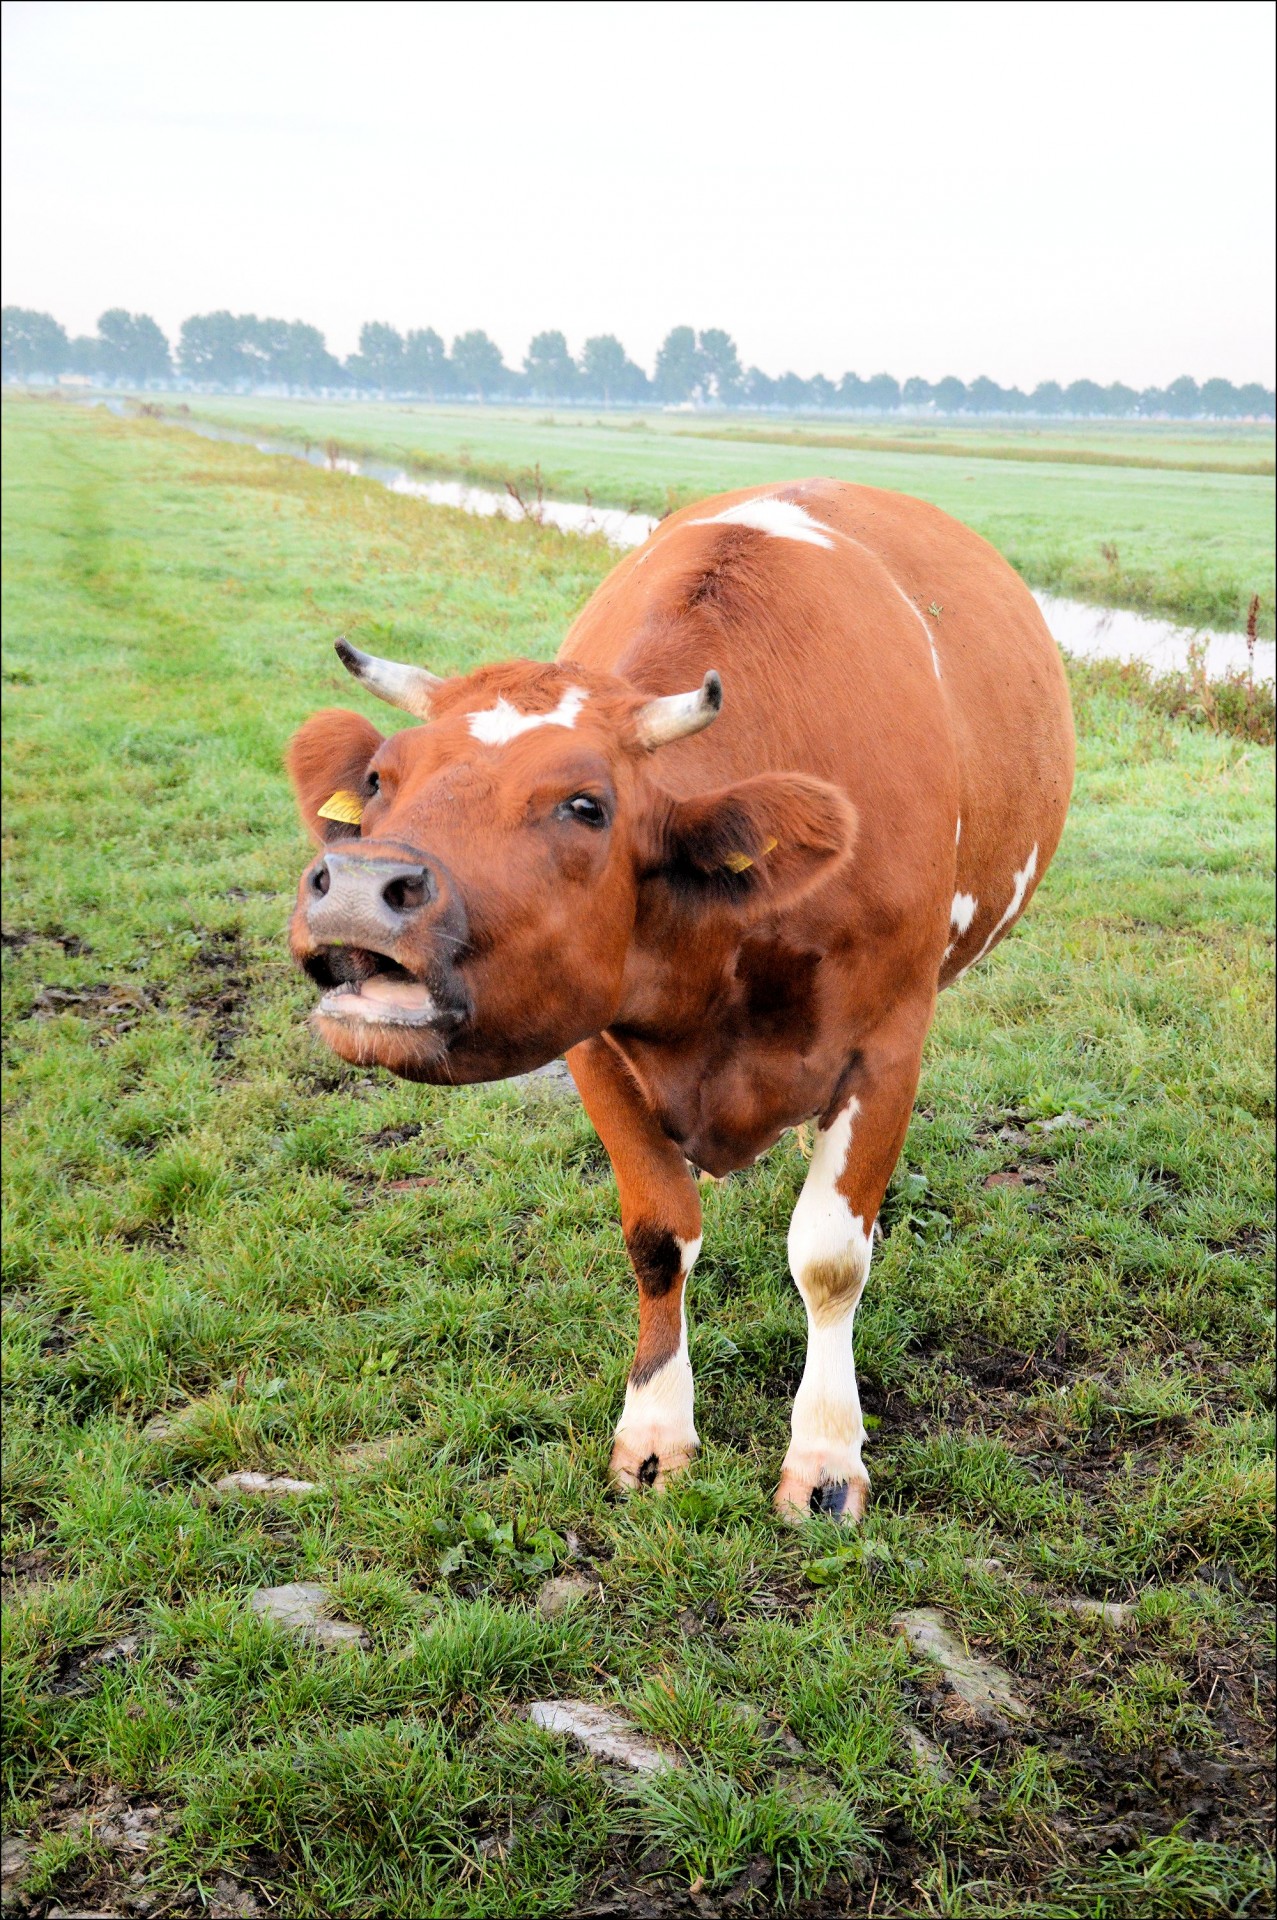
294 847 471 1033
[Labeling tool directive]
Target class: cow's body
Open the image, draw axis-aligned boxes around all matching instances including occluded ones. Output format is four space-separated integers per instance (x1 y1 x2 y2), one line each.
561 480 1072 1175
287 478 1074 1521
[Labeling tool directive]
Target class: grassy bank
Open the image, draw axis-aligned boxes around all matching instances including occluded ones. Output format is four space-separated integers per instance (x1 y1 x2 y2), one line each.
2 399 1274 1918
134 391 1277 638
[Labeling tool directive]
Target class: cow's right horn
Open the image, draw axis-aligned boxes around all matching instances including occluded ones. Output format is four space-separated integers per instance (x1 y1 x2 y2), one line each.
634 670 723 749
335 638 443 720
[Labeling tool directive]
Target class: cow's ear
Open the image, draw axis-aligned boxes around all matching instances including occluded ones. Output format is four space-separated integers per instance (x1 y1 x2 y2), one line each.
645 773 856 916
286 709 385 845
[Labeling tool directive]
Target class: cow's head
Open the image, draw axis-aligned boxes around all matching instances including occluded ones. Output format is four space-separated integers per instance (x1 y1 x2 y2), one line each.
287 641 855 1082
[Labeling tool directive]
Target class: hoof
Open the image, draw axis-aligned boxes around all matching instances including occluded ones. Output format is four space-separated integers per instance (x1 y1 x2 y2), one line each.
610 1428 697 1495
774 1457 869 1526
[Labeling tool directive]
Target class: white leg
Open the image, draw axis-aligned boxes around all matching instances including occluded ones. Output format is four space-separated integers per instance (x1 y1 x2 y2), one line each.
610 1235 702 1490
776 1101 873 1522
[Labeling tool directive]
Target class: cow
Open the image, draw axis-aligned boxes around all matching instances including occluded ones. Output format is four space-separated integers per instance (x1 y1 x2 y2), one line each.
287 479 1074 1523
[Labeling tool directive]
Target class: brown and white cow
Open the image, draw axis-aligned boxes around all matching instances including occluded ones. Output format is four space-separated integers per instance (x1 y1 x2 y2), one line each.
287 479 1074 1522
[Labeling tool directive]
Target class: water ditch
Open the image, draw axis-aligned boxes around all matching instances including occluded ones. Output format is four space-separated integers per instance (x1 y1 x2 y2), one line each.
113 405 1276 685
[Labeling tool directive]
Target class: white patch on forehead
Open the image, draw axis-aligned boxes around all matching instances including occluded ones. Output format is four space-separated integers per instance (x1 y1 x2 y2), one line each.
466 684 587 745
955 816 962 845
690 497 835 549
958 844 1039 977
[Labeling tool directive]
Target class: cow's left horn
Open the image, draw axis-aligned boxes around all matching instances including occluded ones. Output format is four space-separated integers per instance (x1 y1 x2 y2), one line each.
634 670 723 749
335 638 443 720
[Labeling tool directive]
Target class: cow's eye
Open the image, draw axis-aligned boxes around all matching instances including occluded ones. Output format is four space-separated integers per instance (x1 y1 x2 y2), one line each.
562 793 608 828
367 771 380 794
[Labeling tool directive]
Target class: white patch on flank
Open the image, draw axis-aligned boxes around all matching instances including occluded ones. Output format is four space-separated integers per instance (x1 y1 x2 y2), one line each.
959 844 1040 976
943 890 979 964
613 1235 702 1463
950 891 978 937
783 1100 872 1496
467 685 587 745
690 497 836 548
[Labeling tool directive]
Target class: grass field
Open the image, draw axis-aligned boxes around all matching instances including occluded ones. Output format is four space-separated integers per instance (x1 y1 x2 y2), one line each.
157 393 1277 640
2 398 1274 1918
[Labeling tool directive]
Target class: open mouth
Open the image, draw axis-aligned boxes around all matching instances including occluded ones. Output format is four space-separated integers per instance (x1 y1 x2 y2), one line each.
305 947 464 1031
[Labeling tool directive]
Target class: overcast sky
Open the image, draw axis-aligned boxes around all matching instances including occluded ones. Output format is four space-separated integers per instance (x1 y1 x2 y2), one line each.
2 0 1273 387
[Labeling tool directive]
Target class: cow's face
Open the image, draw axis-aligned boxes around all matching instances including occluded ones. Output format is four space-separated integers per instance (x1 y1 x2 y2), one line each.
287 645 854 1084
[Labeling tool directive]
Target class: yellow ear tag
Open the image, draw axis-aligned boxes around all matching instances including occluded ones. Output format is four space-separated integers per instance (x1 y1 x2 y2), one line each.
317 790 364 825
723 836 778 874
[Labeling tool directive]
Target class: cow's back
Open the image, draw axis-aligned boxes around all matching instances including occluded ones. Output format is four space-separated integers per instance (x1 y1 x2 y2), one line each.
561 478 1074 980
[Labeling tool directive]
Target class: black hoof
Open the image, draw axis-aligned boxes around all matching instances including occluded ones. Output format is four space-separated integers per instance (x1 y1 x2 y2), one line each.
638 1453 660 1488
809 1480 850 1518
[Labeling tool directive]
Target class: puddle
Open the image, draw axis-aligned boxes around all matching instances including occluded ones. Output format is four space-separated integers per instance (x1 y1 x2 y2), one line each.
1034 590 1272 684
102 402 1274 684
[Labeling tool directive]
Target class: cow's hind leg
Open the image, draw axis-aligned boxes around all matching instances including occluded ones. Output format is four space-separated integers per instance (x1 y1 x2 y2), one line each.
776 1019 928 1524
567 1037 703 1492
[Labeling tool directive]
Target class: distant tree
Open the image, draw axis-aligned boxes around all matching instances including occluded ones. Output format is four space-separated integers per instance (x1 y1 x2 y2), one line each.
805 373 836 409
697 328 742 405
1197 377 1237 418
966 375 1003 413
1 306 69 378
931 376 968 412
348 321 405 391
403 327 449 396
578 334 647 404
1162 376 1200 418
278 320 344 389
1236 382 1275 419
1104 382 1139 416
837 372 869 409
654 325 703 403
450 330 507 400
1064 379 1108 416
178 311 252 386
1028 381 1063 415
96 308 171 384
863 372 901 411
525 330 579 400
902 376 934 408
775 371 810 411
742 366 777 408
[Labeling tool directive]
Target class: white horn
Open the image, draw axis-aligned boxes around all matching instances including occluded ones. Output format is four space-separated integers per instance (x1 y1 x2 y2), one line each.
334 638 443 720
634 670 723 749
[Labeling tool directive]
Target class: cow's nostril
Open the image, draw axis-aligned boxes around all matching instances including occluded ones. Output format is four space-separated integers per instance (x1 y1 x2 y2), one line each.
311 863 331 897
382 868 431 915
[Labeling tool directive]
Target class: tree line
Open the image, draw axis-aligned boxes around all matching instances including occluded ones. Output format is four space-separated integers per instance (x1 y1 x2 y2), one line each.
2 305 1273 419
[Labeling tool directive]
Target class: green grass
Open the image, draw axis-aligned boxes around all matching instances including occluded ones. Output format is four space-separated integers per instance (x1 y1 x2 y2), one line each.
133 391 1276 638
2 397 1274 1918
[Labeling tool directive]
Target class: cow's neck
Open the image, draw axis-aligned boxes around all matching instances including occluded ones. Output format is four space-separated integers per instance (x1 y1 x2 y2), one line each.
605 920 842 1176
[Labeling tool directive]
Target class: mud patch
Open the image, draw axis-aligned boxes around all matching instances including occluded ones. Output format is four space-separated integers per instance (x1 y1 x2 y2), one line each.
2 1783 182 1920
27 980 160 1034
185 932 251 1061
364 1122 423 1148
2 925 93 957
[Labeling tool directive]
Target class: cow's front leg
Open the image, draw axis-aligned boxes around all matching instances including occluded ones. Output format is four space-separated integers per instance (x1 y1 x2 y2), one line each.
567 1037 703 1492
777 1021 927 1524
